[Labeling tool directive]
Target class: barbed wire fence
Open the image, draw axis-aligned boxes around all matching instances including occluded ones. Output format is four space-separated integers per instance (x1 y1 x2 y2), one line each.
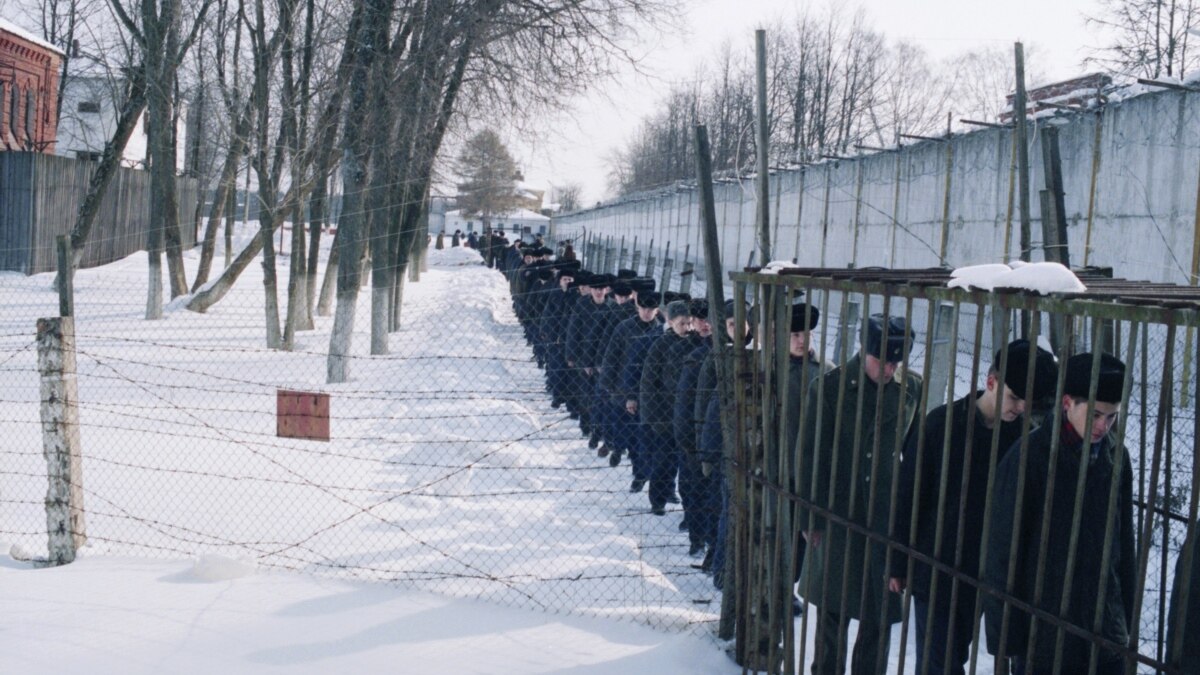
0 240 726 637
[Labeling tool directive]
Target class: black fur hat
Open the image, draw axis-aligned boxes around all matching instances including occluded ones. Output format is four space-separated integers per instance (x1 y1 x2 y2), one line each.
789 303 820 332
1063 352 1126 403
636 291 661 309
993 340 1058 401
863 314 914 363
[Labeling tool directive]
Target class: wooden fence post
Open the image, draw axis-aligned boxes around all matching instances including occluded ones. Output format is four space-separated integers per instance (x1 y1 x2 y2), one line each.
56 235 74 317
37 316 86 565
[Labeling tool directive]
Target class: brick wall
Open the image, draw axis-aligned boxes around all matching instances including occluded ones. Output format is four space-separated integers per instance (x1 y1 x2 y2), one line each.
0 26 63 153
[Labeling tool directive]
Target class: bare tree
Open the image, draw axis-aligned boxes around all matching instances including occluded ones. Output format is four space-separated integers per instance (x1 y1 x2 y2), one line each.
555 182 583 212
1089 0 1200 78
110 0 214 317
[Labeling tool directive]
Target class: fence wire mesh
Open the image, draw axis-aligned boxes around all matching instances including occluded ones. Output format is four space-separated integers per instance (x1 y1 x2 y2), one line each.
1 233 723 638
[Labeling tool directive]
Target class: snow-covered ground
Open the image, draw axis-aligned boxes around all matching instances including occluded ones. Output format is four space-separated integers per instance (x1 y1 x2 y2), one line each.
1 554 734 674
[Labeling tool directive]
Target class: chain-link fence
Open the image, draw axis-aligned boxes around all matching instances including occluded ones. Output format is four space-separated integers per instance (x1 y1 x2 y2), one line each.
1 233 724 638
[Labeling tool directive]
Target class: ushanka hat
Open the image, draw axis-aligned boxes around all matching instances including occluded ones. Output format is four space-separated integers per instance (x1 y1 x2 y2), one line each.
1063 352 1126 403
636 291 661 309
863 314 915 363
630 277 656 294
589 273 615 288
690 299 710 320
617 268 638 280
789 303 820 332
665 299 692 320
612 281 633 297
994 340 1058 401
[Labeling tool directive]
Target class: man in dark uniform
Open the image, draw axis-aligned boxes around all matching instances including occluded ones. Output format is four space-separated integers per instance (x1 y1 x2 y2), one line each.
567 273 613 443
593 278 638 456
798 314 922 675
984 352 1135 675
609 287 662 480
888 340 1057 675
639 298 693 515
783 302 832 614
697 300 754 583
542 263 579 409
674 299 711 554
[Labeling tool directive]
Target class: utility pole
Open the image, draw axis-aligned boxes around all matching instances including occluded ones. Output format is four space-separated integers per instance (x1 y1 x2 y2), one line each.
1014 42 1032 263
754 29 771 266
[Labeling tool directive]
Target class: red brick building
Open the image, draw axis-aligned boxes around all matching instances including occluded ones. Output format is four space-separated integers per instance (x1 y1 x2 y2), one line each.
0 18 63 153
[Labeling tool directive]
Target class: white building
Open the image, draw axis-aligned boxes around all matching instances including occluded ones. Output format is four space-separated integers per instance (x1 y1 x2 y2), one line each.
55 68 186 170
442 207 550 241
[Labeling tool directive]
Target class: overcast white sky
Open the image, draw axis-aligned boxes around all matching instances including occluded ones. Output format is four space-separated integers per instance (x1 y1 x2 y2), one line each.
517 0 1108 205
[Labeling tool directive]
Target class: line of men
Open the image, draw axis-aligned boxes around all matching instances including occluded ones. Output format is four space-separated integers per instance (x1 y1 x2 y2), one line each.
502 242 748 580
493 242 1193 675
789 314 1154 675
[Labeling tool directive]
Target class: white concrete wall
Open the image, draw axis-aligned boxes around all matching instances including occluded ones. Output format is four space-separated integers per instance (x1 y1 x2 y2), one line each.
554 86 1200 288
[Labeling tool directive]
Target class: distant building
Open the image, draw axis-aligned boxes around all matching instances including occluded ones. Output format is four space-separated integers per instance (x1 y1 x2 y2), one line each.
1000 73 1112 123
0 18 64 153
443 207 550 241
56 69 187 170
515 181 545 213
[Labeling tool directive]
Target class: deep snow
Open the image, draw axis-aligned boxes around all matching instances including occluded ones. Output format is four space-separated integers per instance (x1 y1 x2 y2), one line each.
0 554 736 674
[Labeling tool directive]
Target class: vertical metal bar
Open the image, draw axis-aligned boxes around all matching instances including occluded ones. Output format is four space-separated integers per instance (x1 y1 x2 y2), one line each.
813 290 856 669
919 300 964 673
996 311 1055 665
833 293 876 668
1044 319 1110 673
1126 320 1178 671
797 284 837 669
869 295 918 674
942 303 988 673
1084 320 1140 675
968 303 1014 675
893 293 945 674
732 283 750 665
1166 323 1200 665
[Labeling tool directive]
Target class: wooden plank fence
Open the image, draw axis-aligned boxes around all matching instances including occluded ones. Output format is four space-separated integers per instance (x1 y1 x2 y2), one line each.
0 152 199 275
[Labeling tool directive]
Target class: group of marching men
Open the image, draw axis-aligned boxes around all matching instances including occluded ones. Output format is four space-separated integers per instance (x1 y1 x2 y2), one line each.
503 247 736 576
493 240 1198 675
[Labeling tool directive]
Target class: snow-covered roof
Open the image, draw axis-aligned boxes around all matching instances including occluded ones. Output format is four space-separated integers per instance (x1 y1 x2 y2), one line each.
447 207 549 221
0 18 65 56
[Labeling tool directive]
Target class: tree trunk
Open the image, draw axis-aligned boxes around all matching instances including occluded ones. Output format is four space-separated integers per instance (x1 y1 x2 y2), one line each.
145 0 188 299
193 105 251 291
260 210 282 348
145 192 164 319
305 176 325 319
316 226 338 316
224 179 236 268
327 0 391 382
66 70 147 274
186 215 280 312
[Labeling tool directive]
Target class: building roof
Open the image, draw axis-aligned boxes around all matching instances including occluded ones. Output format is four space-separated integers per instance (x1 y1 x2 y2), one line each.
0 18 65 55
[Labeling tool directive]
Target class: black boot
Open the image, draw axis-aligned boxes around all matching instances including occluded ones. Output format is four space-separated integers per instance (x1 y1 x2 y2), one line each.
608 450 622 467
